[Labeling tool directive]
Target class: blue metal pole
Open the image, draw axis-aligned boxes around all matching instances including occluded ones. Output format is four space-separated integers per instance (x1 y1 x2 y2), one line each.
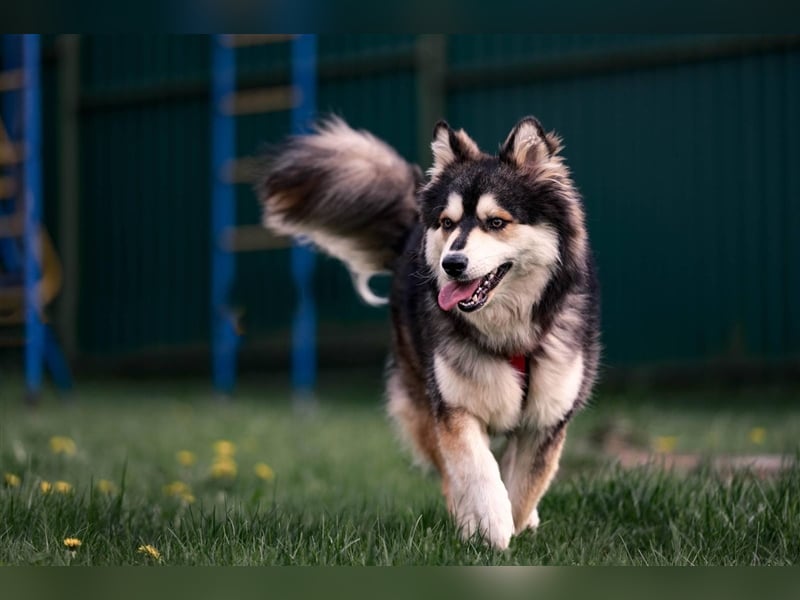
290 35 317 400
0 36 21 273
22 34 43 401
210 36 238 396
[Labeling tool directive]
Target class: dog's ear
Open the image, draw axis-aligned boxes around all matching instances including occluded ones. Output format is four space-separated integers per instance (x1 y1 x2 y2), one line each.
500 116 562 168
429 120 481 177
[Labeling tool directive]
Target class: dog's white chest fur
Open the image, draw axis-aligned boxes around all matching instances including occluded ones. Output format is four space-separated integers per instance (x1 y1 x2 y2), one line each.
523 349 584 430
434 343 584 433
433 350 523 431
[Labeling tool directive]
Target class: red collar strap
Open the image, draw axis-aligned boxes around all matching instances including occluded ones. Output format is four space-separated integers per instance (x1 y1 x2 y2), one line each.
510 353 530 410
508 354 528 377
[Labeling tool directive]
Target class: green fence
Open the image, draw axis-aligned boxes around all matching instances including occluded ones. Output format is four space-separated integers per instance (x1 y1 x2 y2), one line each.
33 35 800 371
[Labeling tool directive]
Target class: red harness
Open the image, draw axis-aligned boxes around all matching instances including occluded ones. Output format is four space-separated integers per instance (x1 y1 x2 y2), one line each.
509 354 528 378
509 353 530 409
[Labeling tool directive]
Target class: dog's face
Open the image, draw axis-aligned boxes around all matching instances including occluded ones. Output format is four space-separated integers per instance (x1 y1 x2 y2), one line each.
421 117 582 332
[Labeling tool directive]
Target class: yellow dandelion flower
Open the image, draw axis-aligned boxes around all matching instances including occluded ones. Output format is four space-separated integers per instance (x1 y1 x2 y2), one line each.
653 436 678 453
176 450 197 467
210 457 237 479
212 440 236 457
40 480 52 494
4 473 21 487
162 481 195 503
63 538 82 550
254 462 274 481
163 480 191 497
137 544 162 561
54 481 73 494
49 436 77 456
749 427 766 445
96 479 117 494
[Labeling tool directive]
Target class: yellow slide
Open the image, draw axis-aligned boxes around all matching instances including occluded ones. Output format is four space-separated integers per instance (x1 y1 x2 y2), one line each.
0 226 63 328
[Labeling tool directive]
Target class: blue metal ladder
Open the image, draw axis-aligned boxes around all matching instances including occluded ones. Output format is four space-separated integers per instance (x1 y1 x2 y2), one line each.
0 34 73 402
210 34 318 400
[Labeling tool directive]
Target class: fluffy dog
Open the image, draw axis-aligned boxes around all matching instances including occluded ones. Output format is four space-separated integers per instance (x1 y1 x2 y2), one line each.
258 116 600 549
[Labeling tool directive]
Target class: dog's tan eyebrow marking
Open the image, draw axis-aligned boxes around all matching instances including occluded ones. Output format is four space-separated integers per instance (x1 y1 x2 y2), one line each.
476 193 513 222
489 209 514 223
441 192 464 223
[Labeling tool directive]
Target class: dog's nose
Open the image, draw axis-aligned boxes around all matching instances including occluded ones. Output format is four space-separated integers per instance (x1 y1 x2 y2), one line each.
442 254 468 278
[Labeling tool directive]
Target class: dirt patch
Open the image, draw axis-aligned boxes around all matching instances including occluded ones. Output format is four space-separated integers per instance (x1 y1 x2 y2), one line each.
591 424 793 478
612 449 790 478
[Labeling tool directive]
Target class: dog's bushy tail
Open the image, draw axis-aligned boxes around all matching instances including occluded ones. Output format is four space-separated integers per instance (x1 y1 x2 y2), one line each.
257 117 420 306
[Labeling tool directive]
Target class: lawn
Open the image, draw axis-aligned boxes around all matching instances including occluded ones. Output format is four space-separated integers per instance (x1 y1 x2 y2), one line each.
1 373 799 565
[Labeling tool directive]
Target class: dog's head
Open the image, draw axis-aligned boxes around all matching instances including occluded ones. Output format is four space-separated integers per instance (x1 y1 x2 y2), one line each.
421 117 586 336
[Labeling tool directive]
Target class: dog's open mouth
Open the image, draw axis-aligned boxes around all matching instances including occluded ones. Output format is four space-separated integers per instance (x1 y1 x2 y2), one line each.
437 262 512 313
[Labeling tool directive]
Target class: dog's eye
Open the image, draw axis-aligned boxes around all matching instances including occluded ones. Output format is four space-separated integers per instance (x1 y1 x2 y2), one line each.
440 217 454 231
487 217 507 231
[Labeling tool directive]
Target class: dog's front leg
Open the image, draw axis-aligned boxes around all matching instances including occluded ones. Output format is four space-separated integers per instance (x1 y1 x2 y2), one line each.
500 426 567 533
437 408 514 550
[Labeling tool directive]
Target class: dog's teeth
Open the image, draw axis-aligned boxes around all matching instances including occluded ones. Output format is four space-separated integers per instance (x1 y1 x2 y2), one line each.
457 263 511 312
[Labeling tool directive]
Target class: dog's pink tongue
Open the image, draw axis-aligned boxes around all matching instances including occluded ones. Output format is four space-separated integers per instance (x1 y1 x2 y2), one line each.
438 279 481 311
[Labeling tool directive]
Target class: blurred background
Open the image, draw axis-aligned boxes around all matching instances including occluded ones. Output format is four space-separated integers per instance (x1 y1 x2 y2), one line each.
1 34 799 396
2 35 800 566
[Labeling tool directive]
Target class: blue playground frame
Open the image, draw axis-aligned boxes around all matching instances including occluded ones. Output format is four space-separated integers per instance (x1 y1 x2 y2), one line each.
1 34 72 401
22 35 44 397
210 35 318 398
210 36 238 396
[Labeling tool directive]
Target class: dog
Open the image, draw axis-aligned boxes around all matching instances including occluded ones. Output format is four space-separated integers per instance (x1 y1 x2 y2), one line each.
257 116 600 550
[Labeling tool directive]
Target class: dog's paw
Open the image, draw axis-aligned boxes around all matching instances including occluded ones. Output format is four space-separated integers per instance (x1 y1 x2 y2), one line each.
512 507 540 535
453 478 514 550
517 507 539 533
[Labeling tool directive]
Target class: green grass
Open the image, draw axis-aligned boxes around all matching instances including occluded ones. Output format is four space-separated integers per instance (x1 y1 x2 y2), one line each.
1 374 799 565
